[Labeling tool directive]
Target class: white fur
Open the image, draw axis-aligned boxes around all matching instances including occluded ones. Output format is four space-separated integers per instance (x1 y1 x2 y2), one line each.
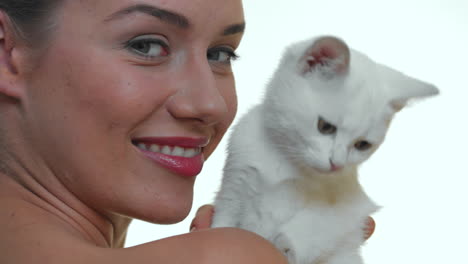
212 36 438 264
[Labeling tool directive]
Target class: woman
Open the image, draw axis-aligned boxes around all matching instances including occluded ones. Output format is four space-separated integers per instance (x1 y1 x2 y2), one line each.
0 0 373 263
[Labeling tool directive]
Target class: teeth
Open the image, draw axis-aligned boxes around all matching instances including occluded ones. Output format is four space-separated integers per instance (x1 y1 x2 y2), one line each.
183 148 196 158
136 143 200 158
161 146 172 155
173 146 184 156
137 143 147 150
150 144 160 152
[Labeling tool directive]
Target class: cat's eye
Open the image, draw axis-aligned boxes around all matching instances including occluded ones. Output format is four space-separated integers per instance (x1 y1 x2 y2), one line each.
354 140 372 151
318 118 337 135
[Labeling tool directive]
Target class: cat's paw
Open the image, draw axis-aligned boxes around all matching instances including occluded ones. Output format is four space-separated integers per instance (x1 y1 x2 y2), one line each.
272 233 298 264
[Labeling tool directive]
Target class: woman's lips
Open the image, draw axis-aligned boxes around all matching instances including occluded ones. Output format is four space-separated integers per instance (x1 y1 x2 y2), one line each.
133 137 208 178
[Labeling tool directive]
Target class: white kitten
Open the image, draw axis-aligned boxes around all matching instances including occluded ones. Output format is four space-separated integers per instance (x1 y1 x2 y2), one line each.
212 36 438 264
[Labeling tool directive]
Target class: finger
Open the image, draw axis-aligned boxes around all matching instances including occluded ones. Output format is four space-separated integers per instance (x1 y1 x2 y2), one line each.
189 204 214 232
364 216 376 240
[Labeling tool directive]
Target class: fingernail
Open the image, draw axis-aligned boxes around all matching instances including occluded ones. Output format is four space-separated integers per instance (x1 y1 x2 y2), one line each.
364 218 375 240
190 222 197 232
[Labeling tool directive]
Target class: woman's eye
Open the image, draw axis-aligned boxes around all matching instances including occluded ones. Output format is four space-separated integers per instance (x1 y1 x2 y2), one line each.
318 117 337 135
354 140 373 151
207 47 239 64
126 35 169 59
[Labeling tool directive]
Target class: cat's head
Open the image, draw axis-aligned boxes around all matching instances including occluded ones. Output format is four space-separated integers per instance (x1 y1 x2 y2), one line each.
263 36 439 173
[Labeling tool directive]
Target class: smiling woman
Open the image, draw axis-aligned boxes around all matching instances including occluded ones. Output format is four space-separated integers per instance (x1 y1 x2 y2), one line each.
0 0 287 263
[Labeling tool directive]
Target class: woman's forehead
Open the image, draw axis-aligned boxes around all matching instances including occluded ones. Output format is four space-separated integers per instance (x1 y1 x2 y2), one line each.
63 0 244 26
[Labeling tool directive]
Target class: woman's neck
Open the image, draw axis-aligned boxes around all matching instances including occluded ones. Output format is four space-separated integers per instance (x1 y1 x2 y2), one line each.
0 165 131 248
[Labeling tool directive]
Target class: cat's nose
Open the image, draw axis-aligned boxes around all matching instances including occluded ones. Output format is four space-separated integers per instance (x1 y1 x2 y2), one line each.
329 159 343 172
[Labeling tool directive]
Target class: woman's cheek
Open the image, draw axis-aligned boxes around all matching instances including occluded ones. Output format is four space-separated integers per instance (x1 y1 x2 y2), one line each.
81 67 173 125
205 77 238 159
218 72 238 119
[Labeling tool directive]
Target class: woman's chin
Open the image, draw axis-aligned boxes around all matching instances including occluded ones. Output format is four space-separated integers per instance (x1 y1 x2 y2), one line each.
137 200 193 225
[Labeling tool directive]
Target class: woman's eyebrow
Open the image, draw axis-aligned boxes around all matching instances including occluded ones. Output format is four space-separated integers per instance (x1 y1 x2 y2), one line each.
222 23 245 36
104 4 190 29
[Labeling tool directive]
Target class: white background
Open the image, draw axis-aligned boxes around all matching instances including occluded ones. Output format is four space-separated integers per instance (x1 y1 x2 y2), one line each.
126 0 468 263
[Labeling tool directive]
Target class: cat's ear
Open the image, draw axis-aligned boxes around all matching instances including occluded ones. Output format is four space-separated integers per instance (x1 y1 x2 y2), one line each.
300 36 350 78
388 72 439 111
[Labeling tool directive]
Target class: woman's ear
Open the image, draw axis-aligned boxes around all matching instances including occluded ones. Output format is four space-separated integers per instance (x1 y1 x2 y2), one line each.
0 11 25 100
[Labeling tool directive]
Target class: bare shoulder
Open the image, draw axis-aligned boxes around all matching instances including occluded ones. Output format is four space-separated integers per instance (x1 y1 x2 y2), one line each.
0 197 92 263
115 228 288 264
0 198 286 264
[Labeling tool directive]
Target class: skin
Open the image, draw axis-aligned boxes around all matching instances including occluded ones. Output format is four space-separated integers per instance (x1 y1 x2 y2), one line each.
191 205 376 239
0 0 288 263
0 0 374 263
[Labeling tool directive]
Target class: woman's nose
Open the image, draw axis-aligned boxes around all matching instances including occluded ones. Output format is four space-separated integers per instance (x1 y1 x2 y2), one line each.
166 58 228 126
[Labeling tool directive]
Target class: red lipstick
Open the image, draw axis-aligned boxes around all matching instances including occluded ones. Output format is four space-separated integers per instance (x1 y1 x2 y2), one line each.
133 137 209 178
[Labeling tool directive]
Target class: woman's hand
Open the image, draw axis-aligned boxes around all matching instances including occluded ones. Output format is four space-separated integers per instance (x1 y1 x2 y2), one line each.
190 204 376 240
190 204 215 232
364 216 376 240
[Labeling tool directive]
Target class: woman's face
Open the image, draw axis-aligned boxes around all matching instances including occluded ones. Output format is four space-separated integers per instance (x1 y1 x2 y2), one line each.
21 0 244 223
